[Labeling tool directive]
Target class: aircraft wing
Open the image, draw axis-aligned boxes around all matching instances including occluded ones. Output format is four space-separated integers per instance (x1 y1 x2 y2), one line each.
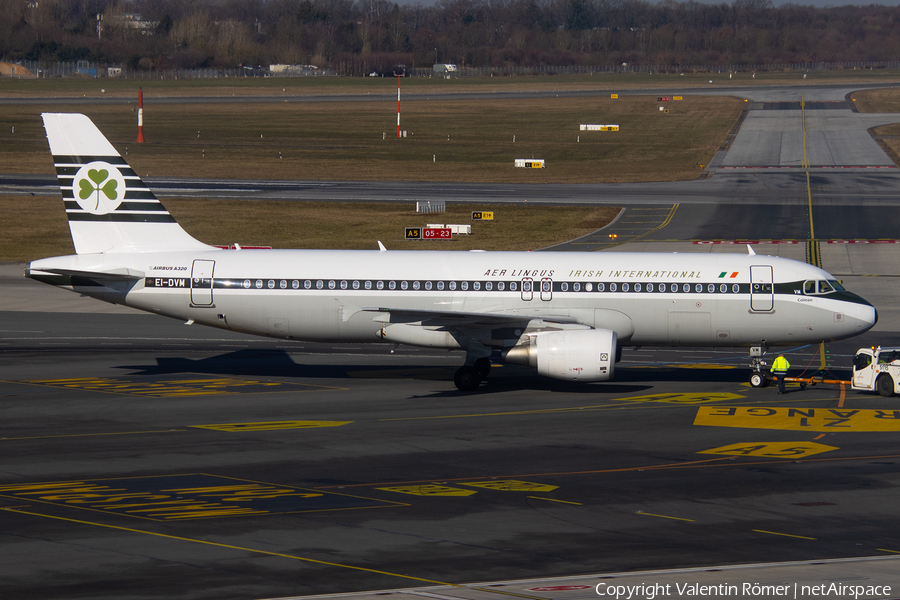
361 306 583 328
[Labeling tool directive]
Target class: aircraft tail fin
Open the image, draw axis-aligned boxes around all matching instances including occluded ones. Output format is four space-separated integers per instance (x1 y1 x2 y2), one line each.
41 113 212 255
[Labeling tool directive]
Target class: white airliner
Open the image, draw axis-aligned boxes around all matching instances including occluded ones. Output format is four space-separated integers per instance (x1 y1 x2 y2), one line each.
27 113 877 391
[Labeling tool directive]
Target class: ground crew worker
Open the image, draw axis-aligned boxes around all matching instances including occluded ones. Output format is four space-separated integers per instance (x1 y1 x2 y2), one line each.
770 353 790 394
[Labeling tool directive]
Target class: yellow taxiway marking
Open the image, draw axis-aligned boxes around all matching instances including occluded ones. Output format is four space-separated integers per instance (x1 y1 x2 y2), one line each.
636 511 695 522
11 376 343 398
695 406 900 432
376 485 477 497
753 529 816 540
193 421 351 432
0 507 465 588
464 480 558 492
620 393 744 404
1 430 186 441
699 442 838 459
878 548 900 554
527 496 582 506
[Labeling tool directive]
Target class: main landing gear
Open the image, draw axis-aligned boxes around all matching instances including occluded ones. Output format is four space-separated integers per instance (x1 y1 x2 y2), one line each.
454 357 492 392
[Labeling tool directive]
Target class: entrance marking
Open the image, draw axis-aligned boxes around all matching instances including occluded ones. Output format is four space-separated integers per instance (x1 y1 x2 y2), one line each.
621 393 744 404
694 406 900 432
753 529 816 540
193 420 351 432
636 510 695 522
699 441 838 459
14 375 341 398
464 480 558 492
0 474 405 520
376 485 477 497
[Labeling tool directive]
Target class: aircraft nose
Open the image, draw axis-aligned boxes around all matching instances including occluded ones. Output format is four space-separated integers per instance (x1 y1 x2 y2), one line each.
846 293 877 334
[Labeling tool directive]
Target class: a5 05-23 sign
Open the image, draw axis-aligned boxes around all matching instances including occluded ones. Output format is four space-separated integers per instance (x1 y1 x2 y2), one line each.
406 227 451 240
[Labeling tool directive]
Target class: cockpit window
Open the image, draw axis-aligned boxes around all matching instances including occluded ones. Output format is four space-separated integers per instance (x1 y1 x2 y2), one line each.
828 279 845 291
804 280 844 295
818 280 834 294
804 281 816 294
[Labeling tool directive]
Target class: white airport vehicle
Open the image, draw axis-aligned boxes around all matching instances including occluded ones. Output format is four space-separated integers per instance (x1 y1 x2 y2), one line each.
27 113 878 391
852 346 900 397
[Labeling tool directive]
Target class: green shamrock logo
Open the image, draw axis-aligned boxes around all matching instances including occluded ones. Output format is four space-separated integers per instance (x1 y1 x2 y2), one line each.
79 168 118 210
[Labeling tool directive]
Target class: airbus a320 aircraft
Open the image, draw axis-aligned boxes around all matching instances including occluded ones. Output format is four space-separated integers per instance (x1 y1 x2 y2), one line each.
27 113 877 391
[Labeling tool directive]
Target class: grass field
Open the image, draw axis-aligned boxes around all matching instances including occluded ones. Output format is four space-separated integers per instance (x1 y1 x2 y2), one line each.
1 195 620 261
0 95 743 183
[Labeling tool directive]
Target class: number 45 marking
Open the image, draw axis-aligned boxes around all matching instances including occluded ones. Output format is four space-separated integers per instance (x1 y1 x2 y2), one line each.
699 441 838 458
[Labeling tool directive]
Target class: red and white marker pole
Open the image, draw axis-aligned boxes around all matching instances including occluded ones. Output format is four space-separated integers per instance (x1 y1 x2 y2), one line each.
396 76 401 138
136 88 145 143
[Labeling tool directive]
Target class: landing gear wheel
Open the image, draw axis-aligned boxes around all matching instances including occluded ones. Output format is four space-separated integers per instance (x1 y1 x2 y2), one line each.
749 372 768 388
473 357 492 379
454 366 481 392
877 374 895 398
799 382 807 390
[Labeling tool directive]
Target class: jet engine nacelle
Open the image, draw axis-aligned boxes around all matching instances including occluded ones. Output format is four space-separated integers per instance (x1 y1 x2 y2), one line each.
503 329 617 381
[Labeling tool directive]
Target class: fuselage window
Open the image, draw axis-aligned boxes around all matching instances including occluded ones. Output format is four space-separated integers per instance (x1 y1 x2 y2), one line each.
634 283 642 292
610 283 617 292
437 281 444 290
573 282 580 292
365 281 372 290
243 279 251 289
268 280 275 289
462 282 469 290
425 281 432 290
304 280 312 289
542 281 551 292
450 281 457 290
561 282 569 292
389 281 396 290
412 281 419 290
510 282 517 291
523 281 532 292
401 281 408 290
695 283 702 293
340 281 347 290
352 280 359 290
586 283 592 292
682 284 690 293
280 280 287 289
498 282 505 291
708 284 715 293
292 280 299 289
597 283 605 292
328 280 336 290
732 284 739 293
485 282 492 291
377 281 384 290
622 283 630 292
646 283 653 292
255 279 263 289
670 283 677 292
473 282 481 291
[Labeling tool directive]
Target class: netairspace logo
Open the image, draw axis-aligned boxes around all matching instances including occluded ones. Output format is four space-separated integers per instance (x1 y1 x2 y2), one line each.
594 582 893 600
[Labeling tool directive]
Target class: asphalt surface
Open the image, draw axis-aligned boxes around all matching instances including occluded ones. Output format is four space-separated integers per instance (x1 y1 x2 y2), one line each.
3 82 900 600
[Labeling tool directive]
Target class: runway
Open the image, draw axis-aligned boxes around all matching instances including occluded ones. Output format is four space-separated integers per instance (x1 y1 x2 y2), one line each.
3 82 900 600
